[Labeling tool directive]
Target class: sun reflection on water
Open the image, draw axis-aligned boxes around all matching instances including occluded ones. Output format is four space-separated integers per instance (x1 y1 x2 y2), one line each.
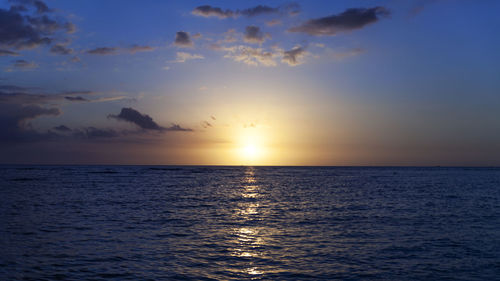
229 167 266 276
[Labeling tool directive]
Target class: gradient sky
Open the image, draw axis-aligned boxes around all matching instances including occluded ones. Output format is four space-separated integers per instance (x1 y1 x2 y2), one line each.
1 0 499 165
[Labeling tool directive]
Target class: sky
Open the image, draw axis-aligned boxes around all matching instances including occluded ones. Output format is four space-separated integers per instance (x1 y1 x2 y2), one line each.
0 0 499 165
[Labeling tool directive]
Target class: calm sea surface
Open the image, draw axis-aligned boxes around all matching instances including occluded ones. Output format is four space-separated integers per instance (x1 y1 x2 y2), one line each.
0 166 499 280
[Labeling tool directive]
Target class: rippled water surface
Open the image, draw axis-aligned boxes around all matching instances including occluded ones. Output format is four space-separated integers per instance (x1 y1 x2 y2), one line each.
1 166 500 280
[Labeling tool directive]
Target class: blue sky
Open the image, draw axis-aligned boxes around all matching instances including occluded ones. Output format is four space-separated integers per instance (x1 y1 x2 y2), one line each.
0 0 499 165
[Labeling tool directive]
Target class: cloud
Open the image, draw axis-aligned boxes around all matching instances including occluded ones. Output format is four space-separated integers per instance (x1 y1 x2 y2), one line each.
202 121 212 128
33 0 50 14
224 45 277 67
192 4 287 19
329 47 365 60
288 6 390 36
174 31 193 47
53 124 71 132
0 84 125 105
74 127 120 139
0 103 60 142
243 26 269 44
108 107 164 130
173 52 204 63
240 5 279 17
165 124 193 132
192 5 236 19
108 107 193 132
87 47 118 55
0 49 20 56
10 59 39 70
50 43 73 55
282 46 307 66
64 96 88 102
0 1 75 53
266 19 281 26
129 45 155 54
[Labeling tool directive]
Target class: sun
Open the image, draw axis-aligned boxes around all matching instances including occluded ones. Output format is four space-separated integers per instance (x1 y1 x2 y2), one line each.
242 144 259 160
237 131 265 164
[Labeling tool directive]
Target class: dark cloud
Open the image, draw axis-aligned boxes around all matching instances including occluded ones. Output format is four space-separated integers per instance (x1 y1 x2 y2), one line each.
288 7 390 36
50 43 73 55
87 47 118 55
108 107 164 130
165 124 193 132
0 1 75 52
33 0 50 14
11 59 38 70
0 85 95 105
192 4 290 19
108 107 193 132
243 26 268 44
202 121 212 128
0 8 51 50
75 127 120 139
0 103 60 142
282 46 306 66
53 124 71 132
192 5 236 19
0 49 20 56
174 31 193 47
64 96 88 102
240 5 279 17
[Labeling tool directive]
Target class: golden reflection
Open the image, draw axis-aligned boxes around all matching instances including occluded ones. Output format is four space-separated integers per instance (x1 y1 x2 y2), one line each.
228 167 265 275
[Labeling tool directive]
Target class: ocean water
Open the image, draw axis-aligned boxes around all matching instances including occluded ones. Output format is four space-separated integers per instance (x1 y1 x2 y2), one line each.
0 166 499 280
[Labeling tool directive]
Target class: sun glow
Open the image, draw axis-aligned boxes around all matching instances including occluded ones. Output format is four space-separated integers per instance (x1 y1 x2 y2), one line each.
237 129 266 164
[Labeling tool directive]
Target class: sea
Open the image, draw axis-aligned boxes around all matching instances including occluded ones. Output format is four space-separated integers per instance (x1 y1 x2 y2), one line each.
0 166 499 280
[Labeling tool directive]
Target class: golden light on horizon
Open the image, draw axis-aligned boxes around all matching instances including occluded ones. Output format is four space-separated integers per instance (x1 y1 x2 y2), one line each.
236 128 266 164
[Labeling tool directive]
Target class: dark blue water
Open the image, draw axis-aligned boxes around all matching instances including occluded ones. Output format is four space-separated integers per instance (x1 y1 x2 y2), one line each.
1 166 499 280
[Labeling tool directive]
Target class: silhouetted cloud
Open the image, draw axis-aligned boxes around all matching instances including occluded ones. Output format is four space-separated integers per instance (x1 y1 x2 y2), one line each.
192 5 236 19
174 31 193 47
288 7 390 36
75 127 120 139
50 44 72 55
0 103 60 141
87 47 118 55
0 1 74 54
282 46 306 66
64 96 88 102
240 5 279 17
165 124 193 131
108 107 163 130
53 124 71 132
33 0 50 14
243 26 269 44
0 49 20 56
108 107 193 132
192 4 291 19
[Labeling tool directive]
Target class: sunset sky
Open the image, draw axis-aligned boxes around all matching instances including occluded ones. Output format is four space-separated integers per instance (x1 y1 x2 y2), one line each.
1 0 499 165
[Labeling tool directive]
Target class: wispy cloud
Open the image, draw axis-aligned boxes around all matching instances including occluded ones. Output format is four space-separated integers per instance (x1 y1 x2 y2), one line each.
87 47 119 55
281 46 307 66
192 4 297 19
170 52 204 63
